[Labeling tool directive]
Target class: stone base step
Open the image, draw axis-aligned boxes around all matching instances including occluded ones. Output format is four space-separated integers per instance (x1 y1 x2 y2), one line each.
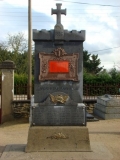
25 126 91 152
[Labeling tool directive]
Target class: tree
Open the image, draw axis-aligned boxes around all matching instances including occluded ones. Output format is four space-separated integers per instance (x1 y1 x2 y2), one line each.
83 50 91 71
108 67 120 81
7 32 27 54
15 51 28 74
0 32 35 75
0 46 14 62
83 50 103 74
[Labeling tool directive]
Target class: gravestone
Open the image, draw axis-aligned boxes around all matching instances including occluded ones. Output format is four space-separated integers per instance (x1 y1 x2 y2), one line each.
94 94 120 119
25 3 91 152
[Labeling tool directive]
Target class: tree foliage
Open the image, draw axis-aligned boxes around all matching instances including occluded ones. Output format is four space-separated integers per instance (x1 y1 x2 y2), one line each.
0 47 13 62
83 50 103 74
83 67 120 83
7 32 27 54
0 32 35 75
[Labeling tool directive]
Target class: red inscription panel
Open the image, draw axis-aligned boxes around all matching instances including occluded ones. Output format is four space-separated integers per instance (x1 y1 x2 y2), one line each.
49 61 69 73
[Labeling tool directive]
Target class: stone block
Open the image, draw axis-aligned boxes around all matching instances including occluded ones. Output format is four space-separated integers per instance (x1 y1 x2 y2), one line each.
94 108 120 120
25 126 91 152
97 95 120 107
94 103 120 114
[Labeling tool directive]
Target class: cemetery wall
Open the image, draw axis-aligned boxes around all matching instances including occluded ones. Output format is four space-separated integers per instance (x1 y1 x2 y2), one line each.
12 101 30 119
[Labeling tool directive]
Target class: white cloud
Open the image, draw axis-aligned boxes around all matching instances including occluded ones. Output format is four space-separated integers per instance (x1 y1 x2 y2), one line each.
99 49 120 70
87 29 113 45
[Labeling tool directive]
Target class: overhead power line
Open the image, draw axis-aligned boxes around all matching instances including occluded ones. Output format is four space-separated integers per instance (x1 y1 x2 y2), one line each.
55 0 120 7
89 46 120 53
1 11 120 14
1 7 120 11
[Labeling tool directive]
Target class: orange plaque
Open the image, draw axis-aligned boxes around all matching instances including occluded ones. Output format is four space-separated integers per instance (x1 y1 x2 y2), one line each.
49 61 69 73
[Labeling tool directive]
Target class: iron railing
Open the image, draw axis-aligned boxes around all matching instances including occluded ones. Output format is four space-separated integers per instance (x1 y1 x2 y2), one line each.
83 83 120 102
14 83 120 101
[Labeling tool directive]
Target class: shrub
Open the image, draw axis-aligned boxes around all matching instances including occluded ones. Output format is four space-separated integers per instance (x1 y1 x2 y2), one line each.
14 74 34 94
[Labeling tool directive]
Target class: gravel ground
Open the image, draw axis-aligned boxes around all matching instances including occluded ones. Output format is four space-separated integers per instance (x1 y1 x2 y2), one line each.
0 118 120 160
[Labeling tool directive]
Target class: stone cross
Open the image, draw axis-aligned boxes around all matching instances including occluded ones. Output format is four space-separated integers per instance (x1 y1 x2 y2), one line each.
51 3 66 24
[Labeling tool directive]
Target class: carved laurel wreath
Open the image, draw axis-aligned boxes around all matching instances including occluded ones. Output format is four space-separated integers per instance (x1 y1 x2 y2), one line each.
50 94 68 104
52 47 67 57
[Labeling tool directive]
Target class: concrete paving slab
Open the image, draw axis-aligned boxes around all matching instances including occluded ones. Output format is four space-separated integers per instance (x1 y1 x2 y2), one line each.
0 142 113 160
0 146 5 158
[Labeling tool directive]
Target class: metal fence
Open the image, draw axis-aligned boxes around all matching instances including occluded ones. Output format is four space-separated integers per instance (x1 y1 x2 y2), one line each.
14 83 120 101
83 83 120 102
14 84 28 100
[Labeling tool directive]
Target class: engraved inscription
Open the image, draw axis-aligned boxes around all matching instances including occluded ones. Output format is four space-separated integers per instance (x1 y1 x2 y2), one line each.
32 105 86 126
37 87 72 90
55 31 64 37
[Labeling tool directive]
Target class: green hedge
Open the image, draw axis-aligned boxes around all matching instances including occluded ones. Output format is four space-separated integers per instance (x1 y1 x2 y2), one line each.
14 73 34 85
14 74 34 94
83 71 120 96
83 72 120 83
14 73 28 84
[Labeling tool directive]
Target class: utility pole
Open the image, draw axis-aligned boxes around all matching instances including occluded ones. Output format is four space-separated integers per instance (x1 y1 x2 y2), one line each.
28 0 32 99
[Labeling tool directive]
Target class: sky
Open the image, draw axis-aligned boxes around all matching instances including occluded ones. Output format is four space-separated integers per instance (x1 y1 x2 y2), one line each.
0 0 120 71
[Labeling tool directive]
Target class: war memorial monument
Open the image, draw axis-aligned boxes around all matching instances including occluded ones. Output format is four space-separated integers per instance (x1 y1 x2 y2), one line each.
25 3 91 152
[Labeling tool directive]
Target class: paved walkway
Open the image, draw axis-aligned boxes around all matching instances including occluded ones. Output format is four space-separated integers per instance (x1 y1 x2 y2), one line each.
0 119 120 160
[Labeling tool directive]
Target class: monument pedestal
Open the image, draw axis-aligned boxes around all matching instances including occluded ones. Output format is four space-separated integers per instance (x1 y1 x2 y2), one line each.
25 126 91 152
26 97 91 152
